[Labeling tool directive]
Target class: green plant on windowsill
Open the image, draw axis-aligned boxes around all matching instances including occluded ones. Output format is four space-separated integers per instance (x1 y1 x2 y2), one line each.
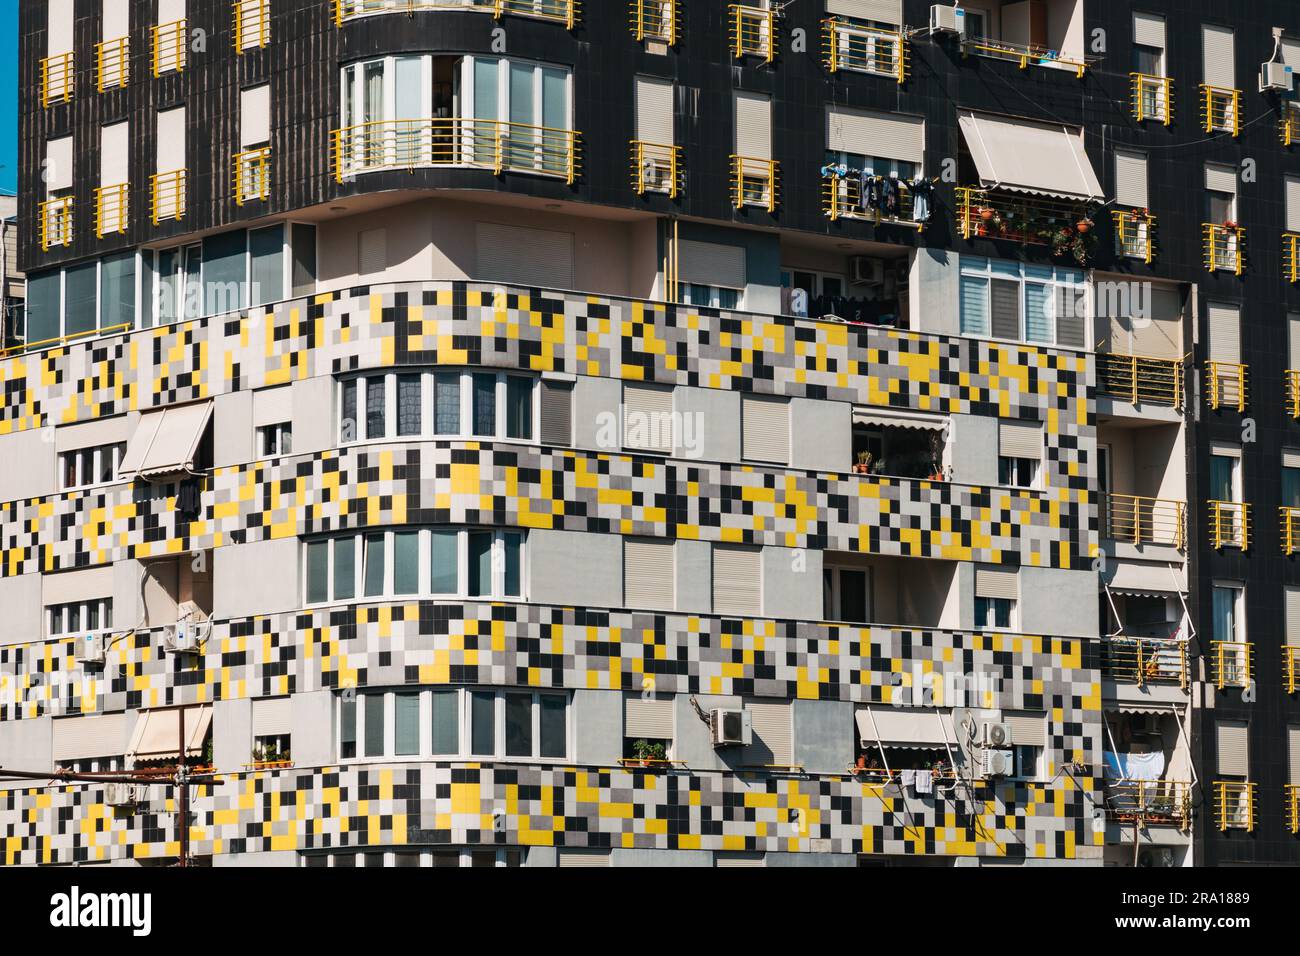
631 739 669 766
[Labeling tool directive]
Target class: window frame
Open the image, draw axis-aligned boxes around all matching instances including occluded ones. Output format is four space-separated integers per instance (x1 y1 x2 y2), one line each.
958 256 1089 348
338 369 539 445
59 441 127 491
974 595 1016 631
823 564 871 625
303 847 523 868
48 597 114 637
257 421 293 457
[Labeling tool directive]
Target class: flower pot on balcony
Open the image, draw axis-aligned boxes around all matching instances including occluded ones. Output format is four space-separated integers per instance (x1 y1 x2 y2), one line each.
979 207 994 222
1076 219 1091 234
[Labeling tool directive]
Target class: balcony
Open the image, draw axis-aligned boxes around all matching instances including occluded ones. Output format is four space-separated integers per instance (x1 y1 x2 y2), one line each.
1203 223 1244 274
730 4 774 61
330 118 581 184
630 141 681 198
1282 105 1300 147
1102 494 1185 549
630 0 676 45
234 147 271 205
1105 781 1192 830
1200 85 1240 136
150 169 187 224
39 196 74 251
1113 209 1156 263
1289 371 1300 418
1205 361 1247 412
1210 641 1253 689
1208 500 1250 551
823 19 908 84
956 187 1097 263
94 183 129 237
1096 353 1181 408
1215 781 1256 831
822 174 923 230
234 0 270 51
334 0 579 29
152 19 188 75
40 52 74 107
731 156 779 212
1130 73 1172 125
1285 645 1300 694
1286 234 1300 283
1283 507 1300 555
1290 785 1300 834
95 37 129 91
1100 637 1187 688
961 36 1087 78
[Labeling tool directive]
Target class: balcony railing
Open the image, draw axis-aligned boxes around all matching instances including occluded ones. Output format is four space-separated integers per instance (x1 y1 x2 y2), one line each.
334 0 579 28
1283 506 1300 555
1130 73 1172 125
1105 781 1192 830
1208 500 1250 550
235 0 270 50
95 37 129 91
41 52 74 107
234 147 271 205
956 187 1094 256
1285 645 1300 694
730 4 775 61
961 37 1087 78
630 0 676 44
731 156 779 212
1205 361 1247 412
1113 209 1156 263
1203 223 1244 274
330 118 581 184
1215 781 1256 831
152 19 188 75
823 19 908 83
1286 234 1300 283
39 196 74 251
1200 85 1240 136
1101 637 1188 688
150 169 187 224
630 141 680 198
1211 641 1254 689
1290 784 1300 834
1103 494 1186 549
1096 352 1182 408
1283 105 1300 147
822 174 922 229
1289 370 1300 418
94 183 129 237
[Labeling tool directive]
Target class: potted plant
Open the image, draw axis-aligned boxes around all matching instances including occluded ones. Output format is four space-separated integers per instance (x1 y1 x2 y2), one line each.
1075 217 1092 234
853 450 873 475
927 432 946 481
1223 219 1239 231
631 739 668 767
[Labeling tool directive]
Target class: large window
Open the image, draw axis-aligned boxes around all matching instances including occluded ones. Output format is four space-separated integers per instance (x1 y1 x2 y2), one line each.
305 528 524 604
60 442 127 490
959 256 1087 349
304 847 524 868
49 598 114 637
338 687 569 761
27 252 138 348
339 370 536 444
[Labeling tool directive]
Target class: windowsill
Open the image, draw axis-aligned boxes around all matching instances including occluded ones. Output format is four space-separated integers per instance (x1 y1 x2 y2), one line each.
50 627 115 641
337 755 573 767
339 434 538 449
303 595 526 612
59 478 129 495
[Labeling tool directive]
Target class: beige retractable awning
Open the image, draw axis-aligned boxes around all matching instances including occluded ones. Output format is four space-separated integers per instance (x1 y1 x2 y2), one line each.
127 705 212 762
958 112 1104 201
1103 561 1186 595
118 401 213 481
1109 703 1178 716
855 707 950 748
852 408 946 431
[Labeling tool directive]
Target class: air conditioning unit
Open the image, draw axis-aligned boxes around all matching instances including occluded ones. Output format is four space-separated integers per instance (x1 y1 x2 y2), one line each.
850 256 885 285
930 4 961 35
982 722 1012 748
104 783 138 808
1261 61 1294 92
981 748 1014 777
162 619 208 655
1138 847 1175 868
74 633 107 666
709 708 753 748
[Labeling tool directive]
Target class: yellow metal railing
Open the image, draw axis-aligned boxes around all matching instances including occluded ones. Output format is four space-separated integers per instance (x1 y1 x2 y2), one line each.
630 141 680 198
0 323 133 360
1208 500 1250 550
1101 637 1188 688
1103 494 1186 549
822 175 921 228
1289 784 1300 834
1215 781 1256 831
956 186 1090 246
235 0 270 50
961 37 1087 78
150 169 187 224
1131 73 1173 125
39 196 74 251
93 183 129 237
331 118 581 184
1284 646 1300 694
1113 209 1156 263
1211 641 1253 689
1282 105 1300 147
731 156 779 212
1282 506 1300 555
234 147 271 205
1286 233 1300 283
95 37 130 92
1289 370 1300 419
1105 781 1192 830
823 19 908 84
41 52 75 107
333 0 579 29
730 4 775 61
1203 223 1245 274
1205 361 1247 412
630 0 677 44
1096 352 1182 408
1200 85 1240 136
152 19 188 75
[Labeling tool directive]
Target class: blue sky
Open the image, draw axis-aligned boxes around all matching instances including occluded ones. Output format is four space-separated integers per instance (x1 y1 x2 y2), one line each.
0 0 16 194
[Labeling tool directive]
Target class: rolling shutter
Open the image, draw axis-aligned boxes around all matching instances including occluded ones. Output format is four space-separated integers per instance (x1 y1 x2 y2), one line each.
826 106 924 165
1206 302 1240 364
1284 39 1300 70
989 279 1020 340
623 538 675 611
622 383 674 453
159 0 186 24
252 697 293 737
1287 177 1300 233
1005 711 1046 747
827 0 901 25
678 240 746 289
241 85 271 148
1114 149 1148 208
558 849 611 867
43 565 114 605
998 421 1042 459
1216 720 1249 777
734 91 771 159
156 107 186 173
252 386 293 428
475 222 575 290
624 696 674 740
1286 586 1300 644
742 394 790 464
975 567 1019 600
1133 12 1166 49
54 414 132 452
101 122 129 188
47 137 73 192
103 0 130 41
713 545 762 616
746 701 793 765
1202 25 1236 89
539 379 573 445
48 0 74 55
635 76 673 146
358 228 386 275
1204 163 1237 196
1290 727 1300 785
53 714 128 761
1128 287 1182 360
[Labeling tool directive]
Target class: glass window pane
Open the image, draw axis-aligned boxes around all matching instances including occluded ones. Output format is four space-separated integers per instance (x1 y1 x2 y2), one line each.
394 851 421 867
539 693 566 759
1024 283 1052 343
468 531 493 597
504 692 532 757
155 250 178 326
1284 467 1300 509
959 275 988 336
333 854 356 867
430 530 459 594
98 446 116 484
183 246 202 320
365 375 387 439
509 62 534 126
393 531 419 595
506 376 532 440
341 696 357 758
542 68 567 131
64 263 98 338
394 56 424 121
341 380 358 442
24 271 59 345
434 372 461 434
394 691 420 755
472 373 496 436
502 532 522 598
99 252 136 331
306 541 329 603
471 690 496 755
202 229 249 317
67 604 80 632
334 537 356 601
473 58 499 120
87 602 100 630
431 689 459 755
364 693 385 757
364 533 386 597
249 225 285 306
397 373 422 437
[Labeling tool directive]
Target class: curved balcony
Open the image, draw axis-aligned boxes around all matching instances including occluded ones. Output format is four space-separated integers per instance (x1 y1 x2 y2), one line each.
333 0 579 29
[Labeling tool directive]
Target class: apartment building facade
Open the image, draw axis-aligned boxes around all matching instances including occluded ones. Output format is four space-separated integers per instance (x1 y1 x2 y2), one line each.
8 0 1289 868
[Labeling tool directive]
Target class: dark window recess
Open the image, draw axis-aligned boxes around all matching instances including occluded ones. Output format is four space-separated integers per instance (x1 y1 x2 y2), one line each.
539 379 573 445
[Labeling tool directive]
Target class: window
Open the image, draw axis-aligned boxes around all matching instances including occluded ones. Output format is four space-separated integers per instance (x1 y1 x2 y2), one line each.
974 567 1017 631
59 442 127 490
623 538 675 611
623 693 674 761
824 564 870 624
339 370 536 444
27 255 140 348
258 422 292 457
680 283 741 309
958 257 1087 348
465 57 573 175
998 456 1038 488
1210 445 1242 502
1284 450 1300 509
49 599 114 636
974 596 1013 629
997 421 1042 489
305 528 525 605
252 733 291 764
338 688 568 761
304 848 524 868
